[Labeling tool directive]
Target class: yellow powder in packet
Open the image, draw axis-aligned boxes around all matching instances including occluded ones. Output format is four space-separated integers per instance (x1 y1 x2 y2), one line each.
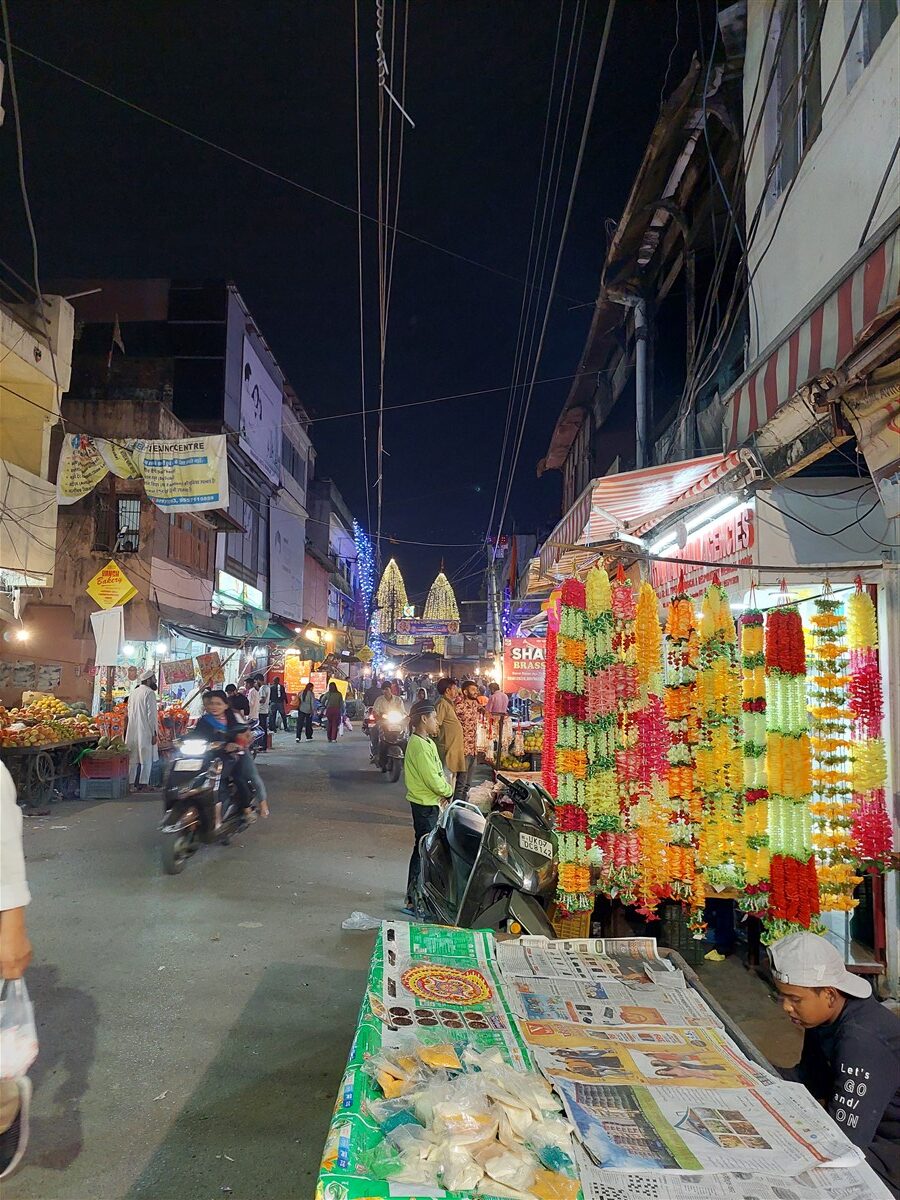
419 1043 461 1070
530 1168 580 1200
376 1070 409 1099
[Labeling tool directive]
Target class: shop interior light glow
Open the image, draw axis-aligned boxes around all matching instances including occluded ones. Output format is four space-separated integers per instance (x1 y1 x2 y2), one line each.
649 497 747 555
14 628 30 642
154 642 168 654
122 643 135 657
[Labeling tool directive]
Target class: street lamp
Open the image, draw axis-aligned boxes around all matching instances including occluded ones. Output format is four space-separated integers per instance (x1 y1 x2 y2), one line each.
14 628 30 642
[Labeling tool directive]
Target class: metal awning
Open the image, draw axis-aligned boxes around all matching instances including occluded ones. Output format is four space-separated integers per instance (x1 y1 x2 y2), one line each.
538 451 746 580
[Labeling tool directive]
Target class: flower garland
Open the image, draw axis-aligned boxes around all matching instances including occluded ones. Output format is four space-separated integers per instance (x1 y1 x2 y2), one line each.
765 604 820 939
553 579 592 913
808 595 860 911
740 609 770 914
584 566 619 837
847 586 892 866
695 582 744 891
608 565 642 902
664 590 704 932
634 582 670 916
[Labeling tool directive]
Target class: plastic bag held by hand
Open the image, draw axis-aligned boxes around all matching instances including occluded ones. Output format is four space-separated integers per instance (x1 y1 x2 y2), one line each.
0 979 38 1079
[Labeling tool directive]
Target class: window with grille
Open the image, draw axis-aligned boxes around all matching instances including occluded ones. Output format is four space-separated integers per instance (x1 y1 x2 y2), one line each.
92 490 141 553
281 433 307 491
767 0 824 202
168 513 211 574
864 0 898 64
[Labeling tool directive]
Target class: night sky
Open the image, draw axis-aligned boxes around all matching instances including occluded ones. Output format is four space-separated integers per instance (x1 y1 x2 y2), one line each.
1 0 711 600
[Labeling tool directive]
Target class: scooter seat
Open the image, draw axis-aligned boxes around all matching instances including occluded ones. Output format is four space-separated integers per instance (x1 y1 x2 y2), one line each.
445 803 486 864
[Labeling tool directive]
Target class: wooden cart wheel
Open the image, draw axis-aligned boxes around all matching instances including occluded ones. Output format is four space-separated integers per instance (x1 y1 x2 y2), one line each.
28 750 56 807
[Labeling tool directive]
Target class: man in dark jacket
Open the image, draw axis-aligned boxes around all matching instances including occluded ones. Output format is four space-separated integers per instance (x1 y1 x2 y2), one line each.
268 676 288 731
770 931 900 1194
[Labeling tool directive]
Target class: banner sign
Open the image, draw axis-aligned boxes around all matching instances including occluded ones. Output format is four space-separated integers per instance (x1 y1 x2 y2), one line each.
651 504 756 604
240 336 282 484
161 658 195 685
310 670 328 697
86 560 138 609
845 394 900 519
196 651 224 687
269 505 305 622
395 618 460 636
503 636 546 694
58 434 229 514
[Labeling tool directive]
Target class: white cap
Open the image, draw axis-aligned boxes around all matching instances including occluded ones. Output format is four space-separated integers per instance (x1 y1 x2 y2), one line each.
769 932 871 999
139 669 155 682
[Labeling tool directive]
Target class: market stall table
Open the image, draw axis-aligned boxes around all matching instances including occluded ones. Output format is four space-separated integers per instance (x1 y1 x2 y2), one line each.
0 734 99 808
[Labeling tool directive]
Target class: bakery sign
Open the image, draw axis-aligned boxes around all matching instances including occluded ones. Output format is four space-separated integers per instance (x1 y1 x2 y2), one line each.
651 502 755 603
503 636 546 694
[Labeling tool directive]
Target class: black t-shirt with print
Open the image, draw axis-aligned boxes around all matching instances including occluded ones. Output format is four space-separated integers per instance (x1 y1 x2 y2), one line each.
796 993 900 1194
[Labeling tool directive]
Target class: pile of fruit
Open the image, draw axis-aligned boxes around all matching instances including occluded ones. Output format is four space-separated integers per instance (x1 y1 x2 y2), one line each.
84 734 129 759
522 727 543 753
499 754 530 772
0 697 98 748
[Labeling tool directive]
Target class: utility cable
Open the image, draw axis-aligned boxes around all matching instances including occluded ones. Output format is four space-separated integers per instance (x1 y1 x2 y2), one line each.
492 0 617 553
353 0 372 533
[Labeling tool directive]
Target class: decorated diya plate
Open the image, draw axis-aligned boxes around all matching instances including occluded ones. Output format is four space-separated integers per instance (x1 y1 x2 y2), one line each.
400 963 493 1006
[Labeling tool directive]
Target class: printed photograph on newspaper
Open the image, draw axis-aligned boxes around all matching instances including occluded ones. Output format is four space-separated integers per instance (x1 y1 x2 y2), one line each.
523 1023 758 1089
559 1078 862 1175
505 980 718 1028
497 936 683 988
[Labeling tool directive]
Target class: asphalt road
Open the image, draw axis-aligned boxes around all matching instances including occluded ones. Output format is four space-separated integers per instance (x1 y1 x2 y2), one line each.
8 728 413 1200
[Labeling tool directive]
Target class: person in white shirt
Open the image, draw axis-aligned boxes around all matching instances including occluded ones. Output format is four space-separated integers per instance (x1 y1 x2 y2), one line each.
257 677 271 739
247 678 261 723
0 762 34 1178
125 670 159 791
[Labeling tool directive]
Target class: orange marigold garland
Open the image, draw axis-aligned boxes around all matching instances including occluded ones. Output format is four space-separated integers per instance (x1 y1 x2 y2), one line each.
695 582 744 891
665 589 704 932
740 608 770 914
847 585 892 867
809 593 860 911
765 604 820 940
607 565 641 904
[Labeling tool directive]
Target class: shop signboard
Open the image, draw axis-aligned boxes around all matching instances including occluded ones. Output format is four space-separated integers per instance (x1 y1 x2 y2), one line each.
310 670 328 697
503 636 547 694
395 617 460 636
58 434 229 514
86 560 138 610
215 570 264 611
161 658 195 685
196 652 224 687
239 336 282 484
651 504 755 604
269 506 305 623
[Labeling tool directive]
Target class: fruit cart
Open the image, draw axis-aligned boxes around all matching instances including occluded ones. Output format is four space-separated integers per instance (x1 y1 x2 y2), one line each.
1 735 100 808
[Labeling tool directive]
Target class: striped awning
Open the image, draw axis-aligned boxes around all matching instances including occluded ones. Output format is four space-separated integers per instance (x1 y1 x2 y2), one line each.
726 222 900 449
538 451 744 580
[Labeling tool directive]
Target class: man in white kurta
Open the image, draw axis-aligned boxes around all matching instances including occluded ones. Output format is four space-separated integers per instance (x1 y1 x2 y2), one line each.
125 671 159 790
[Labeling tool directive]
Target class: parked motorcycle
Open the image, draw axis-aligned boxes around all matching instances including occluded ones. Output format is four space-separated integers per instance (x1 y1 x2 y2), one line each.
160 737 259 874
414 774 557 936
247 719 267 758
372 708 408 783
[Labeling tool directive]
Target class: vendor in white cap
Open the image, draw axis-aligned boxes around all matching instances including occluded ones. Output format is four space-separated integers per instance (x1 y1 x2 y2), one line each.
125 670 159 792
769 930 899 1193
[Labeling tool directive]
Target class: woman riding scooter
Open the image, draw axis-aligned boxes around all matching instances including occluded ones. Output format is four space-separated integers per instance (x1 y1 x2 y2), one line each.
193 691 261 821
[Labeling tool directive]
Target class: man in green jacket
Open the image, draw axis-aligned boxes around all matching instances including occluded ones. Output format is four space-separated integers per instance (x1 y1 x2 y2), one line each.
403 701 453 914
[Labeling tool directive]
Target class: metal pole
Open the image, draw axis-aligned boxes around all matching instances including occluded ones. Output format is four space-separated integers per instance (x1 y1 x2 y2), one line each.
634 298 649 468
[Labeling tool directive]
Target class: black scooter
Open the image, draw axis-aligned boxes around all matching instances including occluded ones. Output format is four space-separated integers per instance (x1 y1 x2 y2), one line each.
414 774 558 936
160 737 258 874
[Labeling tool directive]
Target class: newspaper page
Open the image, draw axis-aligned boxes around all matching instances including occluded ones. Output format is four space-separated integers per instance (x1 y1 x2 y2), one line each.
378 921 529 1066
556 1077 862 1176
496 935 685 988
576 1152 893 1199
504 978 720 1028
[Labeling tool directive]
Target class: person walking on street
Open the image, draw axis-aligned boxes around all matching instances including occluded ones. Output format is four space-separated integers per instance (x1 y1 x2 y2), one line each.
434 678 466 788
0 761 34 1179
402 701 452 914
125 670 159 792
257 676 270 749
486 681 509 759
296 682 316 742
225 683 250 719
324 682 345 742
268 677 288 731
247 676 261 724
453 679 481 801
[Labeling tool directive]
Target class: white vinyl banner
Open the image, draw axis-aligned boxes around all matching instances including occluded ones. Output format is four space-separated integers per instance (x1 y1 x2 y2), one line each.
239 336 282 484
269 505 305 623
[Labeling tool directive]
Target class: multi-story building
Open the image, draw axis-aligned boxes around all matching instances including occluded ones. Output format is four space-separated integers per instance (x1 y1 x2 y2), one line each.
270 385 314 627
0 270 74 613
305 477 361 636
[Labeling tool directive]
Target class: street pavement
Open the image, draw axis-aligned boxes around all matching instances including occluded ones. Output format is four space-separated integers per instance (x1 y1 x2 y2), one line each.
8 728 412 1200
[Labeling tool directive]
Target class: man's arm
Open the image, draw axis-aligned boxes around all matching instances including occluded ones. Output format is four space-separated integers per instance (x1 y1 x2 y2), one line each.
824 1030 900 1153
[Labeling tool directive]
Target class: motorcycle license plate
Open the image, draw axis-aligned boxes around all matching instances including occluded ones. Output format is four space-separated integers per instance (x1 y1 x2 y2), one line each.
175 758 204 772
519 832 552 859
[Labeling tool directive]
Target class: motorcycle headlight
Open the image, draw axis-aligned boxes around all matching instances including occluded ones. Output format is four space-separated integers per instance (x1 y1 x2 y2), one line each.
180 739 207 756
384 711 405 727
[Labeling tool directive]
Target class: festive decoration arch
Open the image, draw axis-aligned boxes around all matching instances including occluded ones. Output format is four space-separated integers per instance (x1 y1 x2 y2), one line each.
423 570 460 655
376 559 412 644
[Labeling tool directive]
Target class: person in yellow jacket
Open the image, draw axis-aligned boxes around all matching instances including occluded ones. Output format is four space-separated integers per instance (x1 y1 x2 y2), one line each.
434 678 466 776
402 701 453 914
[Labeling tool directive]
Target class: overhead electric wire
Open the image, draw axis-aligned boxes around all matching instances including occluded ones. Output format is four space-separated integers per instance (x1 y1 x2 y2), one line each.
491 0 618 554
0 39 591 307
353 0 372 533
858 131 900 248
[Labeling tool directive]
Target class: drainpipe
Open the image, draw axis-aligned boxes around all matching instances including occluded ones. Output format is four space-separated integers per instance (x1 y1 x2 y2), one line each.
634 299 649 469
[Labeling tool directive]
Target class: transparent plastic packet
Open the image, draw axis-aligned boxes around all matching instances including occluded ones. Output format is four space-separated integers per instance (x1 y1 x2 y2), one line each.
0 979 38 1080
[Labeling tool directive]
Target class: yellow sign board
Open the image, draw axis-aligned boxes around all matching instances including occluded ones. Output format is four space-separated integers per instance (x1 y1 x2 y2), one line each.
356 645 374 664
86 560 138 610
